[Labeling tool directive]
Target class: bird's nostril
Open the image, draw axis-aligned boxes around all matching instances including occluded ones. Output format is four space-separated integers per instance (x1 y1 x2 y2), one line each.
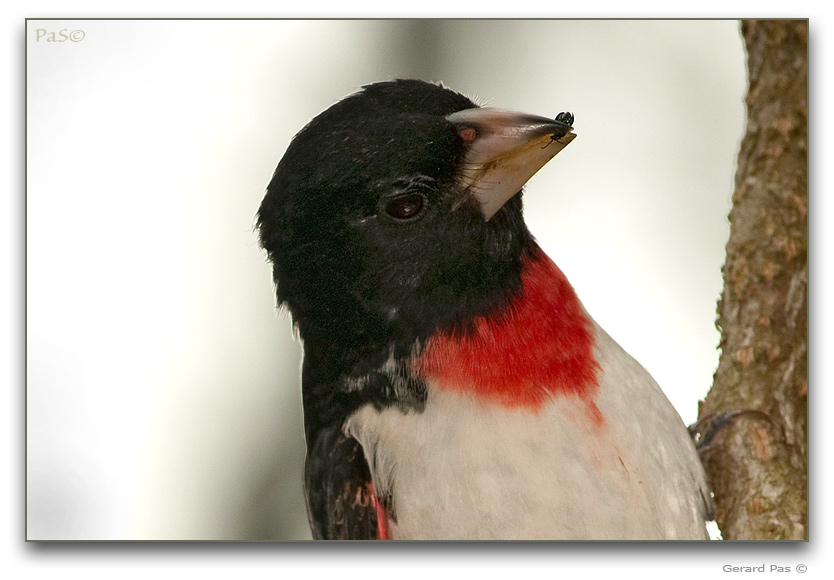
458 127 477 142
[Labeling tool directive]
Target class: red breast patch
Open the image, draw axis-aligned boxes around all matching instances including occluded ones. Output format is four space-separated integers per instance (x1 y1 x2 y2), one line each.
414 245 600 412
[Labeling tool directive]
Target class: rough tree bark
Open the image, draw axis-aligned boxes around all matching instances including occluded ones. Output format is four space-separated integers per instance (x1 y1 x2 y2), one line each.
697 20 807 541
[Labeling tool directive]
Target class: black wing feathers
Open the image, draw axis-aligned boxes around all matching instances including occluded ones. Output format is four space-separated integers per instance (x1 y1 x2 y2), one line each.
304 426 380 540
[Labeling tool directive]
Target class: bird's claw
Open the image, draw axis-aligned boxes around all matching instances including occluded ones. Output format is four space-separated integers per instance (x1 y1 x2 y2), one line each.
688 409 774 458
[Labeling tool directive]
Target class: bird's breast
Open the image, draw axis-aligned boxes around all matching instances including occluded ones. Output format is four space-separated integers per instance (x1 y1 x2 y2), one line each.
344 319 711 540
346 385 653 539
342 248 709 540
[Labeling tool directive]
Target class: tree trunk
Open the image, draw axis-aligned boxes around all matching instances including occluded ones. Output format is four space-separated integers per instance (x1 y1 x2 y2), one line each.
697 20 807 541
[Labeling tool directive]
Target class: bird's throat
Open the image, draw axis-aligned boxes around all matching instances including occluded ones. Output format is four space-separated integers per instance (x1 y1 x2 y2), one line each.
414 245 601 413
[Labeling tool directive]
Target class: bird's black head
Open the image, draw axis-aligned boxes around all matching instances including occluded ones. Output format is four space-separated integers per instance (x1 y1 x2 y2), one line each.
258 79 574 374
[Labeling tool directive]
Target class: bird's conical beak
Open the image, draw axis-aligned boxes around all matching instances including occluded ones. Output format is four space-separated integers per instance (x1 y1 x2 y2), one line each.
445 108 576 220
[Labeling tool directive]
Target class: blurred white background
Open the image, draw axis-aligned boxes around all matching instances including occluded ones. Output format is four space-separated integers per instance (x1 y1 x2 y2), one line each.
25 19 748 541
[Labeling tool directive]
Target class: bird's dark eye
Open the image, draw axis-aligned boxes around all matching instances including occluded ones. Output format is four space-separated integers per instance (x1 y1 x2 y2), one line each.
383 193 426 222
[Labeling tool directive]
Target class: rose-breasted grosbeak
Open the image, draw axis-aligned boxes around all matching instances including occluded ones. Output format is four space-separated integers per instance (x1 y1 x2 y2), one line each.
258 79 712 540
